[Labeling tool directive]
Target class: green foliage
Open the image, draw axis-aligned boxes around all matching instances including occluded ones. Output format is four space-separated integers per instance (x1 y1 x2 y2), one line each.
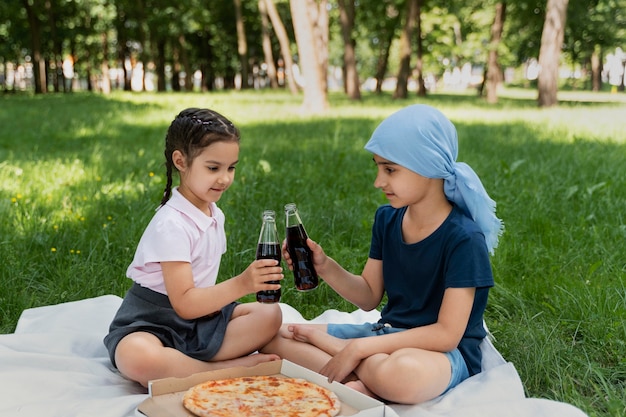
3 0 626 94
1 90 625 416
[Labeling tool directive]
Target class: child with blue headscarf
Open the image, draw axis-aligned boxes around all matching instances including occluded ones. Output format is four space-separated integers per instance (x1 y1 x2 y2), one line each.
262 104 504 404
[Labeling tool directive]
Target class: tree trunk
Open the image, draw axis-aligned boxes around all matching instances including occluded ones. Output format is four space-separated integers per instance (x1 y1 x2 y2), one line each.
171 44 181 92
290 0 329 112
394 0 418 99
136 0 148 92
22 0 46 94
234 0 250 89
337 0 360 100
178 35 193 91
45 0 64 93
201 31 215 91
307 0 328 92
483 2 506 104
590 45 601 92
414 0 426 97
537 0 569 107
155 39 166 92
374 27 395 94
258 0 278 88
265 0 299 94
100 32 111 94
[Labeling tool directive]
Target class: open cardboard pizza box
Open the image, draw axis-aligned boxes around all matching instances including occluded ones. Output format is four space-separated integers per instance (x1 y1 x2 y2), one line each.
137 359 399 417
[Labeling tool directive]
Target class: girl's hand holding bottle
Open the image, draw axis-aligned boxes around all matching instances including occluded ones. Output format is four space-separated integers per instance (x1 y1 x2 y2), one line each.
284 203 319 291
256 210 283 303
239 258 283 297
281 237 328 278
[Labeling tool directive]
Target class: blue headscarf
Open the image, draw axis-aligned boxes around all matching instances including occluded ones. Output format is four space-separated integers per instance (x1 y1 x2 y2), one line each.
364 104 503 254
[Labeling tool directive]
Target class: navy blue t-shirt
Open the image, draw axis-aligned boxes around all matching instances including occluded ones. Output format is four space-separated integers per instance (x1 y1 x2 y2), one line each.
369 204 494 376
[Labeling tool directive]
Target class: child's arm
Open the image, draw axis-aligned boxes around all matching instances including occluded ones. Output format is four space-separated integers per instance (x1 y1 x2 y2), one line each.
320 286 476 383
161 259 283 320
282 238 385 311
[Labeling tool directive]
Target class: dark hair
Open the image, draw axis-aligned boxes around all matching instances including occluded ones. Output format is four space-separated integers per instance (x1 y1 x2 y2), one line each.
161 108 240 206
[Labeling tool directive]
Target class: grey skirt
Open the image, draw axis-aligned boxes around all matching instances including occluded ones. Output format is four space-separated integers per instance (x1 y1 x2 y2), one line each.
103 283 238 368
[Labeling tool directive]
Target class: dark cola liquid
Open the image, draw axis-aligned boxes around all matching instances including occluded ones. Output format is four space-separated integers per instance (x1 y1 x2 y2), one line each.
286 225 318 291
256 243 281 303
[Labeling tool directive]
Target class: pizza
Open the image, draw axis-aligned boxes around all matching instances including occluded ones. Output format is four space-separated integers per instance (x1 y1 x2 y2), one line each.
182 375 341 417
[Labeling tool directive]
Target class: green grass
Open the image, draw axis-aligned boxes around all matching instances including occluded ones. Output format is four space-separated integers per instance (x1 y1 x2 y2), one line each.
1 89 625 416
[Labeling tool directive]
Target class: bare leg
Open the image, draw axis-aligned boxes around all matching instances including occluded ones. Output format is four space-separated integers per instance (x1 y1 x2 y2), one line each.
354 349 452 404
115 332 280 387
115 303 283 387
290 326 453 403
212 303 282 360
345 380 380 399
264 324 453 404
261 323 366 386
289 324 351 356
260 324 335 374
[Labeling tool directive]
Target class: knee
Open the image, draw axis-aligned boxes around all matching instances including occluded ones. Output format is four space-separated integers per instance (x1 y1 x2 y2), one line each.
258 303 283 332
370 350 431 404
114 334 161 387
259 323 291 353
379 349 425 378
251 303 283 344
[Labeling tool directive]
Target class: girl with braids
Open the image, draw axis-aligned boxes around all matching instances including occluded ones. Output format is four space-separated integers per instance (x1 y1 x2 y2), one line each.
104 108 283 387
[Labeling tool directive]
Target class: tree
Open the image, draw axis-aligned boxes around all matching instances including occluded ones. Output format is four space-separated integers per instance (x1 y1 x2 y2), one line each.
537 0 569 107
481 2 507 103
7 0 626 96
394 0 419 99
258 0 279 88
564 0 626 91
289 0 329 112
234 0 250 88
414 0 426 97
20 0 46 94
264 0 299 93
337 0 360 99
356 1 401 94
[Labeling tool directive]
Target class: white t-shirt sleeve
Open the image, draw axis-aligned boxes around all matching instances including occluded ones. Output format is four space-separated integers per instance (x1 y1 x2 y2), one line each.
138 215 193 263
126 208 198 293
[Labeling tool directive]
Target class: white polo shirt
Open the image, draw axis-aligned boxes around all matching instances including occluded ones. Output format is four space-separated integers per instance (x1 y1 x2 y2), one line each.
126 187 227 295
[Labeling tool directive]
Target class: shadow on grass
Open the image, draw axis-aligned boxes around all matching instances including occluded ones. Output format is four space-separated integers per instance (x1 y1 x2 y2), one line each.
5 93 623 303
1 93 624 416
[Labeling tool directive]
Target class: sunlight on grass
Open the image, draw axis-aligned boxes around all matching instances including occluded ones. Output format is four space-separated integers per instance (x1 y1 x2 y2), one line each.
1 90 625 417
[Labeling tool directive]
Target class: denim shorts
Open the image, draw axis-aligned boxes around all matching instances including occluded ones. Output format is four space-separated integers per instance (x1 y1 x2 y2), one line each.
327 322 470 393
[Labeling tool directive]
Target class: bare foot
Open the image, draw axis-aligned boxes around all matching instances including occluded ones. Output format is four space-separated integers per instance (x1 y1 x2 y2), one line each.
345 380 380 400
288 324 349 356
208 353 280 370
288 324 324 343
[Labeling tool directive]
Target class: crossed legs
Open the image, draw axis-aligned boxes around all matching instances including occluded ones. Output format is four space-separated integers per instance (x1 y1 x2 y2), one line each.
115 303 282 387
261 323 452 404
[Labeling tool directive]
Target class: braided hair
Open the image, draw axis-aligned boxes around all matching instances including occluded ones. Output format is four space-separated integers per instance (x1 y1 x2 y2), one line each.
160 108 240 206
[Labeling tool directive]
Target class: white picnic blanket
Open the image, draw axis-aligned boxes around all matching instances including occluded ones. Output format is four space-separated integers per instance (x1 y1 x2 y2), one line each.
0 295 588 417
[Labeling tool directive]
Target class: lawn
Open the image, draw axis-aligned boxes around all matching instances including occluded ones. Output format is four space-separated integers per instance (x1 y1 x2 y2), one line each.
1 88 624 416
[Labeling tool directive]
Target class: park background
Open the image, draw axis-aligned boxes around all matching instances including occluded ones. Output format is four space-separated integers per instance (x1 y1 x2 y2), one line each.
1 1 626 417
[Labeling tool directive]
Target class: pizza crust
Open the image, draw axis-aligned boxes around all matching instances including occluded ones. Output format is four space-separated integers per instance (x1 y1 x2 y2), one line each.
182 375 341 417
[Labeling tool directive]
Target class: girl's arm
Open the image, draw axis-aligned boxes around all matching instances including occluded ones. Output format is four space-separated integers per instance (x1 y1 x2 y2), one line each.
161 259 283 320
316 255 385 312
321 286 476 382
284 238 385 311
355 287 474 355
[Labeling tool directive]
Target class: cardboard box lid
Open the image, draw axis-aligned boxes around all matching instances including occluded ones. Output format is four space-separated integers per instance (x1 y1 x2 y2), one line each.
137 359 396 417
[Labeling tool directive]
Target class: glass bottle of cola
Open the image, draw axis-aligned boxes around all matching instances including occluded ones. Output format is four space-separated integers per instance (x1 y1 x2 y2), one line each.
256 210 281 303
284 203 318 291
